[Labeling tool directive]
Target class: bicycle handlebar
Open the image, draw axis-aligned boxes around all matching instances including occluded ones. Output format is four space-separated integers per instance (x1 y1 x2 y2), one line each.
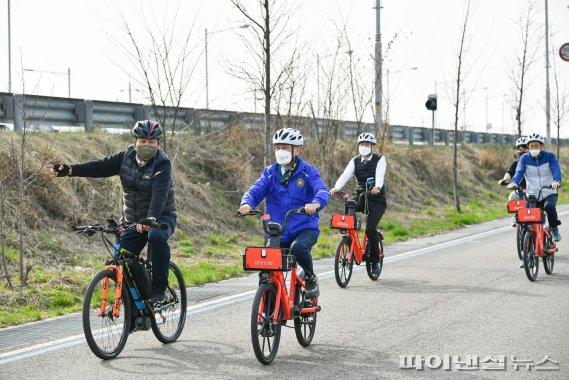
72 221 167 236
236 207 313 236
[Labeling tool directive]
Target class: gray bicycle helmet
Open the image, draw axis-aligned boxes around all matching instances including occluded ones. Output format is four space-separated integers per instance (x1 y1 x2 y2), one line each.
132 120 163 140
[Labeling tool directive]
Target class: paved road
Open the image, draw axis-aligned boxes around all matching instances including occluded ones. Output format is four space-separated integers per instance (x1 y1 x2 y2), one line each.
1 208 568 379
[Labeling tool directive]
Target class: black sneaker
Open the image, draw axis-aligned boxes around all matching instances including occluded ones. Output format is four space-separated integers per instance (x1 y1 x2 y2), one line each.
149 291 167 303
371 262 381 275
304 275 320 298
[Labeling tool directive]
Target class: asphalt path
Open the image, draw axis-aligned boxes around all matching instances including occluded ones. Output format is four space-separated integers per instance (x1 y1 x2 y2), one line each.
0 210 568 379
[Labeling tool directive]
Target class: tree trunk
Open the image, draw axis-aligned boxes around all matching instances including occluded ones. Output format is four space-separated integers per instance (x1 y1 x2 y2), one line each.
263 0 271 168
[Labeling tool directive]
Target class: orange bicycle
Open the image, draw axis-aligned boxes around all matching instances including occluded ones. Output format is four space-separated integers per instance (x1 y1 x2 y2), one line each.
331 191 384 288
239 208 321 365
516 186 559 281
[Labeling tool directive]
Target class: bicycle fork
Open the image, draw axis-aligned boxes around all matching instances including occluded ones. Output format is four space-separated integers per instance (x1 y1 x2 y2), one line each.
99 265 124 318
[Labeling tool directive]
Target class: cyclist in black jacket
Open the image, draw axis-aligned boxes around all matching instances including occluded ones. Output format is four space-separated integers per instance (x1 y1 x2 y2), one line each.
47 120 176 303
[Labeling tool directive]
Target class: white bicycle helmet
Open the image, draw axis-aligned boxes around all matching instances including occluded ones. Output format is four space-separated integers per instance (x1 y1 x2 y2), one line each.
273 128 303 146
515 137 528 148
526 133 545 145
357 132 377 145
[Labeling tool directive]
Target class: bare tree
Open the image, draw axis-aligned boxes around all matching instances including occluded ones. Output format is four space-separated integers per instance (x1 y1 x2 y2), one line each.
449 0 477 213
111 2 199 153
0 157 13 288
230 0 299 167
509 0 540 137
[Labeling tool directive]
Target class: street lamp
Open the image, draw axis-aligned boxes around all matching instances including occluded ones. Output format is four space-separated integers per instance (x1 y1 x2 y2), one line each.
23 67 71 98
205 24 249 109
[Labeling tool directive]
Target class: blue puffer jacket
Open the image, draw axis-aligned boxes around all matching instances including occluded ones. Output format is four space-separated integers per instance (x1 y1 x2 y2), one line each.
241 157 330 244
512 150 562 201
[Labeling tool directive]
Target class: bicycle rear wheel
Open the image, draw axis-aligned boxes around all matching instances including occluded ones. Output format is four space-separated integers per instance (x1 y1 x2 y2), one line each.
366 237 384 281
522 231 539 281
83 269 131 360
293 281 317 347
543 234 555 275
151 262 187 343
251 283 281 365
334 237 353 288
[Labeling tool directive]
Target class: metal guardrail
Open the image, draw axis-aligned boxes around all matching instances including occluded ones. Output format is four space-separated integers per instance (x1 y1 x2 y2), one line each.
1 92 567 146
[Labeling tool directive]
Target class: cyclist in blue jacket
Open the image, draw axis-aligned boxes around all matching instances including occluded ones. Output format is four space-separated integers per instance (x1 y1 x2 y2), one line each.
239 128 330 298
508 133 562 242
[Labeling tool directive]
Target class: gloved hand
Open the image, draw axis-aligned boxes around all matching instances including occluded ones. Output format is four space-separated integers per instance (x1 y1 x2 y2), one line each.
136 217 157 233
49 164 71 177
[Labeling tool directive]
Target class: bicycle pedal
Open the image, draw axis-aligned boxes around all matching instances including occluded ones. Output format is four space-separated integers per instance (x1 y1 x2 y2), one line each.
315 305 321 312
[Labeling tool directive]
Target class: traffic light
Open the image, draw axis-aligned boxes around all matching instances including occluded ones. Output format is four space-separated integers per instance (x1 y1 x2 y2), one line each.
425 94 437 111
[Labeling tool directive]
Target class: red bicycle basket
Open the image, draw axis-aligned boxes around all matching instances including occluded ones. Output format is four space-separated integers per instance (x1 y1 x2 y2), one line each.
331 214 355 229
507 199 526 213
516 208 544 223
242 247 293 271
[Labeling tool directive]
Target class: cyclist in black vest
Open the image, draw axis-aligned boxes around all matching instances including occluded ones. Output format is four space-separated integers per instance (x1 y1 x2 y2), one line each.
47 120 177 303
330 132 387 275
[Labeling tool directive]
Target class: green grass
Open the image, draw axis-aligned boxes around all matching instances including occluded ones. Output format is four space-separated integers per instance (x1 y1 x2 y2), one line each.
181 261 242 286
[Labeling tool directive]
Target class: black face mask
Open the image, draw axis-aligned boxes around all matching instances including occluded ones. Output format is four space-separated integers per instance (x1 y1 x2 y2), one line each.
518 152 526 158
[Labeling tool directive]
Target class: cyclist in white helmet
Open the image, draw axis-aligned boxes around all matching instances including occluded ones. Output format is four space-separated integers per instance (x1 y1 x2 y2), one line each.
508 133 562 243
498 137 529 227
239 128 330 298
330 132 387 276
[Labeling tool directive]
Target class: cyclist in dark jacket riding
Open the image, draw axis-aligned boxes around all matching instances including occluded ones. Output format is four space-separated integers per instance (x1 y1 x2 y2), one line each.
330 132 387 276
239 128 330 298
47 120 176 303
498 137 528 227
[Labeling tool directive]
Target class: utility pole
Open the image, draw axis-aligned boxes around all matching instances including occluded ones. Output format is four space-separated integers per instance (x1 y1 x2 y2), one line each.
374 0 382 134
8 0 12 93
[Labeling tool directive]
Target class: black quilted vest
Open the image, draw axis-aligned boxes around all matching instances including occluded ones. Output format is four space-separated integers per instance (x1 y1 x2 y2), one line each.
119 145 176 222
353 153 387 202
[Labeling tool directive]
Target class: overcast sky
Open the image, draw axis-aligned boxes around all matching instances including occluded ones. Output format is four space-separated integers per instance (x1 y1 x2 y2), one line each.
1 0 568 137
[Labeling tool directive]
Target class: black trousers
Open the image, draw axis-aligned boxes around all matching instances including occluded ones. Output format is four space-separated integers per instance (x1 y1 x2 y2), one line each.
347 194 387 264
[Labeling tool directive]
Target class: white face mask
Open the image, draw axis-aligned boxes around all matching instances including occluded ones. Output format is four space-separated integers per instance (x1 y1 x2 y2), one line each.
529 149 540 157
275 149 292 165
359 146 372 157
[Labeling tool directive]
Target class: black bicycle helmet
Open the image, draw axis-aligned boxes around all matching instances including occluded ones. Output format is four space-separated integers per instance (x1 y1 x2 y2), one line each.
132 120 163 139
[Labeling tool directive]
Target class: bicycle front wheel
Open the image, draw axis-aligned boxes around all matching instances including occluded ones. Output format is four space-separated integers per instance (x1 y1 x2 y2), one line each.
151 262 188 343
251 283 281 365
334 237 353 288
366 237 384 281
522 231 539 281
82 269 131 360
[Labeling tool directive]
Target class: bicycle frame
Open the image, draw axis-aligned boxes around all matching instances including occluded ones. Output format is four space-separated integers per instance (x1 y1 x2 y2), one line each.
347 229 368 263
264 268 319 324
529 223 556 257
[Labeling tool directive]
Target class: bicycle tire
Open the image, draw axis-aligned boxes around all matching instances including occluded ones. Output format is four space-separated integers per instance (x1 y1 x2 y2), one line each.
522 231 539 281
82 269 131 360
251 283 281 365
542 234 555 275
366 237 384 281
334 237 353 288
293 280 317 347
151 262 188 343
516 224 525 260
